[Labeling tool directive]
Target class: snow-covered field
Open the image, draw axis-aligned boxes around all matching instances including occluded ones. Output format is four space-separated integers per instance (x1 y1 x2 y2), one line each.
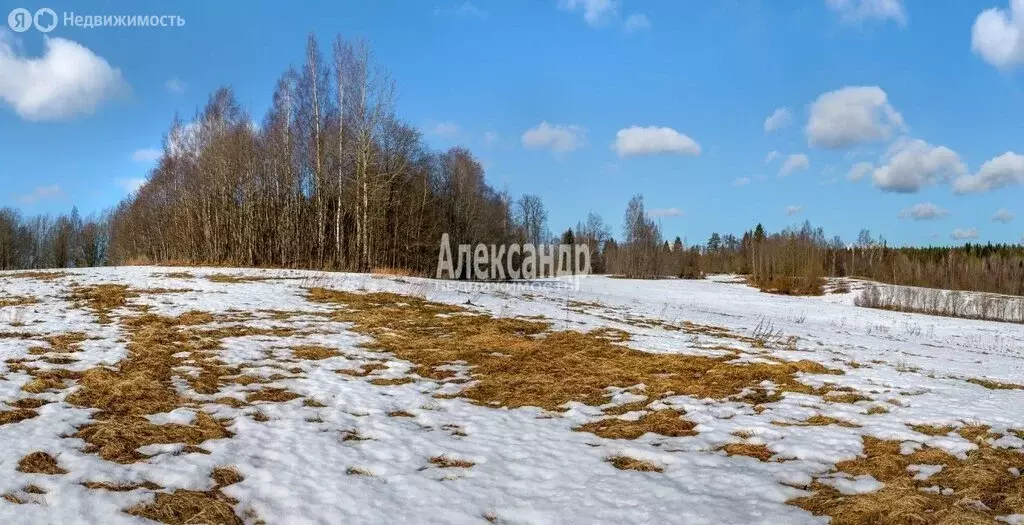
1 267 1024 524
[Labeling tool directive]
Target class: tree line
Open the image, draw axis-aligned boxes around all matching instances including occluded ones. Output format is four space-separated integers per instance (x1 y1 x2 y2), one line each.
0 34 1021 298
598 195 1024 296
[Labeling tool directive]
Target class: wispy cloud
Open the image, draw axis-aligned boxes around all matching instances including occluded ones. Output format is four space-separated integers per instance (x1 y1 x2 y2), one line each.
165 77 186 94
18 184 64 205
116 177 146 194
648 207 684 218
623 13 651 34
522 122 587 154
132 148 162 163
951 227 979 240
435 2 488 19
428 121 459 137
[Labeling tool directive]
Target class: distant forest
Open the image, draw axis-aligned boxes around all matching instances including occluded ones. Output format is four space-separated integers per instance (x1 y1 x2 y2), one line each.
0 34 1022 297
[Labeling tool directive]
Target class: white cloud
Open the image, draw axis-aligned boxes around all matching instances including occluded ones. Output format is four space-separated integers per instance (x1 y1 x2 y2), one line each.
624 13 651 34
972 0 1024 69
18 184 64 205
558 0 618 27
993 208 1016 223
785 205 803 216
806 86 905 149
117 177 146 194
871 138 966 193
847 161 874 181
899 202 948 220
763 107 792 132
732 176 752 187
951 227 979 240
612 126 701 157
429 121 459 137
0 36 128 121
825 0 907 26
522 122 586 154
132 148 162 163
648 207 683 218
165 77 186 95
953 152 1024 193
482 131 500 145
764 150 781 164
779 153 810 176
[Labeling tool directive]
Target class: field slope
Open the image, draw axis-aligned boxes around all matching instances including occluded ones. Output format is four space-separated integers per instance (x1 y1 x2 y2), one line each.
1 267 1024 524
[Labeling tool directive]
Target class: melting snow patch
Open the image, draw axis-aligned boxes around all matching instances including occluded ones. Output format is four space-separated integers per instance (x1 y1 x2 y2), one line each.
820 474 884 495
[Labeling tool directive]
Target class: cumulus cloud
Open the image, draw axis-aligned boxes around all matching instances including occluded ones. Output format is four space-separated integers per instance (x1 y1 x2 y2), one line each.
764 107 792 132
785 205 803 216
871 138 966 193
951 227 979 240
953 152 1024 193
558 0 618 27
648 207 683 218
18 184 64 205
0 36 128 121
993 208 1016 223
612 126 700 157
806 86 905 149
972 0 1024 69
765 150 781 164
899 202 948 220
847 161 874 181
779 154 810 176
624 13 651 34
826 0 907 26
116 178 146 194
522 122 586 154
132 148 162 163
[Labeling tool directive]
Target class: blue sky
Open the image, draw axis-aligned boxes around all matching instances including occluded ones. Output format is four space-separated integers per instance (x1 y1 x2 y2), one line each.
1 0 1023 246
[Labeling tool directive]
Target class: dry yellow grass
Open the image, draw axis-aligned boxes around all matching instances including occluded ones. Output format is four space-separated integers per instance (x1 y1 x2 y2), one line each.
336 362 388 377
17 452 67 475
911 424 956 436
82 480 163 492
789 436 1024 524
0 295 37 308
0 408 38 426
606 455 663 472
126 490 242 525
291 345 341 360
371 267 414 277
63 309 247 463
4 271 68 282
211 467 244 488
429 455 475 468
720 443 774 462
369 377 415 386
69 284 138 324
775 415 861 428
44 332 88 352
575 410 697 439
245 388 301 403
305 288 843 412
153 272 195 279
967 377 1024 390
7 398 49 409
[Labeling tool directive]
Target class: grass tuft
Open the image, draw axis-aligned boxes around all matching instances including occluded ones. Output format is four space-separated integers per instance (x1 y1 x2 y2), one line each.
17 452 67 475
